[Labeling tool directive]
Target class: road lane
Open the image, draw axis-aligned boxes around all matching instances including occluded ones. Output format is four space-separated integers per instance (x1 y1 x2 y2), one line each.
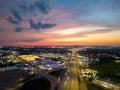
58 49 87 90
58 60 79 90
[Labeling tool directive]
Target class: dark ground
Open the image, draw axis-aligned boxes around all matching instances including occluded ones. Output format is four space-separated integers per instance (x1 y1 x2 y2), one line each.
0 70 26 90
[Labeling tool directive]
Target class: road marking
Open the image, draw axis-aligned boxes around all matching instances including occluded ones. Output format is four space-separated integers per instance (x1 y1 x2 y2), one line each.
67 76 69 80
68 70 70 72
64 81 67 85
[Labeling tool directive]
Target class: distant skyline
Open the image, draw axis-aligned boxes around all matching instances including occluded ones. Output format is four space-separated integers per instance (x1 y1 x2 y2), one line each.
0 0 120 46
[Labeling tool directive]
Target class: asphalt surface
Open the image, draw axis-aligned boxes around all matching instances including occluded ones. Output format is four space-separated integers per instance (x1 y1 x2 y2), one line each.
58 49 87 90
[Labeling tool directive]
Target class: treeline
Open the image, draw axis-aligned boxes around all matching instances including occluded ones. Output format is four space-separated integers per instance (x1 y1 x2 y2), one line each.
79 47 120 64
79 48 120 57
1 47 70 55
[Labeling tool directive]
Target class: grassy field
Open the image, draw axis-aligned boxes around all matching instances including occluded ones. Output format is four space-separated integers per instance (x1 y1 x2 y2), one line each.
86 82 111 90
18 73 35 83
90 60 120 74
49 69 64 78
19 77 51 90
89 60 120 83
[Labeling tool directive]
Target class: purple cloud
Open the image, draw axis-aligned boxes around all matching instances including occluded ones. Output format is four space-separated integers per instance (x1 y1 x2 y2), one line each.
29 19 56 30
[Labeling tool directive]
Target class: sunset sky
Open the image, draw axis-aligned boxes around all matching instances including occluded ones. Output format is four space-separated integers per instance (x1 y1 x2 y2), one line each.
0 0 120 46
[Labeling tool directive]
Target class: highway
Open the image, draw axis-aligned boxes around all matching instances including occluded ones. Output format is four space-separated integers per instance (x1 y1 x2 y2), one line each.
58 49 87 90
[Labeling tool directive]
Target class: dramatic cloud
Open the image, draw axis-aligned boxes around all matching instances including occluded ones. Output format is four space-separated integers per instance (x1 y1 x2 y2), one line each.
18 2 28 12
6 16 20 24
18 0 50 14
17 39 43 42
29 19 56 30
35 0 50 14
6 9 23 24
11 9 23 21
15 27 24 32
52 27 108 35
0 0 120 45
5 0 50 25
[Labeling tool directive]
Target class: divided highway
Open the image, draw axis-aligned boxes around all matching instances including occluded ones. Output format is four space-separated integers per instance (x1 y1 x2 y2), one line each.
58 49 87 90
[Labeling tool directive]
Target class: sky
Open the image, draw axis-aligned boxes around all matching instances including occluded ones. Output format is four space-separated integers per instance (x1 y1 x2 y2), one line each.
0 0 120 46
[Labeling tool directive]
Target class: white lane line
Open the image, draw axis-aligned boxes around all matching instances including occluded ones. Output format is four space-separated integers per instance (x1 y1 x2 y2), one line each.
67 76 69 80
68 70 70 72
64 81 67 86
